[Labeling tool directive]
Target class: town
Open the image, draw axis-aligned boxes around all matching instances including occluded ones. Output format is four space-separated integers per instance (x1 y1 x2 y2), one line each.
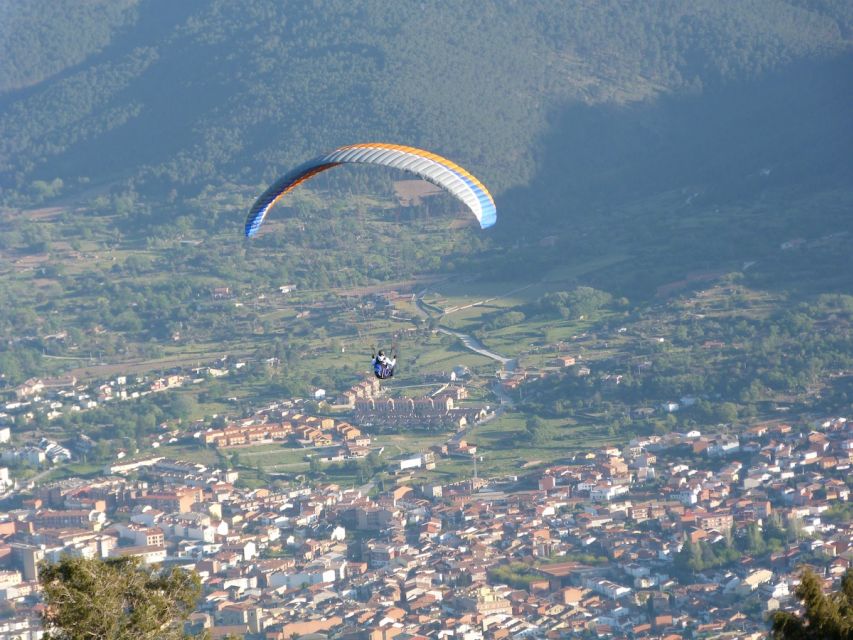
0 372 850 639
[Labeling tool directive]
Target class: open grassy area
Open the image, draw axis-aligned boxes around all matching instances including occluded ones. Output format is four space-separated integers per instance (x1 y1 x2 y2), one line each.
236 445 313 471
39 462 105 484
156 443 220 466
383 411 623 483
374 431 449 458
409 338 497 374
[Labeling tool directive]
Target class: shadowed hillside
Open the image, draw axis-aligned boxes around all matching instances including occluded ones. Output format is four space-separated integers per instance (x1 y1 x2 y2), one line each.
486 56 853 297
1 0 851 201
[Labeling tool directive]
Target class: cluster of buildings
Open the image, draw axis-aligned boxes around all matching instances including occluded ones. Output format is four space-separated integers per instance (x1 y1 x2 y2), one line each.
3 355 251 427
0 436 71 496
201 413 367 450
353 386 489 431
339 379 383 407
0 359 263 488
0 412 848 639
337 379 489 432
0 438 71 471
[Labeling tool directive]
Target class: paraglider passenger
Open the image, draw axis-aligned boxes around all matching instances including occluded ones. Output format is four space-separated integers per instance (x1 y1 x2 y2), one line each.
372 348 396 379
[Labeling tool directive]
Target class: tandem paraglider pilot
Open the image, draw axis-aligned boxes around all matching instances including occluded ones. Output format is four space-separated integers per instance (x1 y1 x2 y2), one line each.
372 348 397 380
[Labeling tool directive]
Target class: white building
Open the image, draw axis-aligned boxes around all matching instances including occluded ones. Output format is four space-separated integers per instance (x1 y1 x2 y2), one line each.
268 563 343 589
590 483 629 502
398 455 423 471
585 578 631 600
0 468 10 491
109 545 167 565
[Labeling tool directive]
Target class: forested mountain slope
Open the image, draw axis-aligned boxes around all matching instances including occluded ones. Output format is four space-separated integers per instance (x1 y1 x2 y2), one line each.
1 0 850 200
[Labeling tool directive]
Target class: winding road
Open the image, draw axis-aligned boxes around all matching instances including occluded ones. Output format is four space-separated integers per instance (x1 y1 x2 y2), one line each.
437 327 513 367
412 289 518 449
414 294 516 370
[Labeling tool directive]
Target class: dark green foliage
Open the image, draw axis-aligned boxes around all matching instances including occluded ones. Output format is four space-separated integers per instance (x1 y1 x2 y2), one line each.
674 535 742 576
40 555 202 640
823 502 853 524
0 1 138 93
0 346 43 386
529 288 613 321
771 568 853 639
0 1 850 195
488 562 542 589
483 310 526 331
524 415 553 446
53 394 195 453
672 517 807 580
742 522 769 556
518 295 853 426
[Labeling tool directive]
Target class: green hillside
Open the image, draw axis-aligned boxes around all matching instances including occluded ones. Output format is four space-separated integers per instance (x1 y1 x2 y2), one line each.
1 0 851 197
0 0 851 396
489 56 853 298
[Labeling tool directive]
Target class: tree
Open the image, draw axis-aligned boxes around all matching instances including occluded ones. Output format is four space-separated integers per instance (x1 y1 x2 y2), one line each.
40 556 202 640
740 522 766 556
715 402 738 423
771 568 853 639
674 538 703 575
525 416 551 446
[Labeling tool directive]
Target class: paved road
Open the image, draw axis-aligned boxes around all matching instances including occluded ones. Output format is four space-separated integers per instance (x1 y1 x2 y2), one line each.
414 294 515 368
410 288 521 446
26 466 59 489
437 327 514 368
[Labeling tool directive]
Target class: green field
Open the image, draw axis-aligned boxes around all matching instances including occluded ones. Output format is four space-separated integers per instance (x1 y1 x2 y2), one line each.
462 412 616 473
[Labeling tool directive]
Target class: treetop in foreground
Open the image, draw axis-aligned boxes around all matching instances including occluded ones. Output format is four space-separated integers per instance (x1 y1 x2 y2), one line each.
40 555 202 640
771 567 853 640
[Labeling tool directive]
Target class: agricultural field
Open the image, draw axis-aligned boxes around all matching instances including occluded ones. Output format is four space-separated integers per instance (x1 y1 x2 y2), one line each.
3 168 853 493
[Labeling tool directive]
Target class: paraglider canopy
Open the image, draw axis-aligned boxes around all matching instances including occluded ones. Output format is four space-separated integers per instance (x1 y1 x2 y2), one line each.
245 143 497 237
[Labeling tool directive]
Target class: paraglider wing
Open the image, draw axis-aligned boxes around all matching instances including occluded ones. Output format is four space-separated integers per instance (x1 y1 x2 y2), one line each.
245 143 496 237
